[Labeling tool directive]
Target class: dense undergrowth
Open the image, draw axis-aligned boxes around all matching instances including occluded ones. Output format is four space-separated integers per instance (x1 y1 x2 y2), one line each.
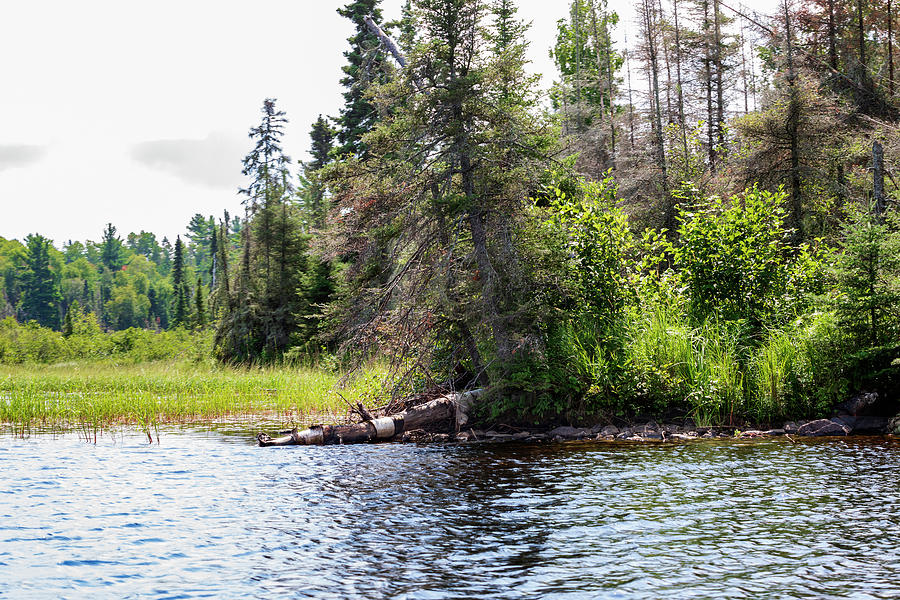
483 180 900 426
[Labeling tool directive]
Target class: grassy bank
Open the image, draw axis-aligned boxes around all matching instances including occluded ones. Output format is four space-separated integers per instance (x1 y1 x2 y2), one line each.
0 360 383 436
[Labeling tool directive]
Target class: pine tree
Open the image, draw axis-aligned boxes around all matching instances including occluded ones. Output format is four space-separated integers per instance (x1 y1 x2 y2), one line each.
62 299 79 337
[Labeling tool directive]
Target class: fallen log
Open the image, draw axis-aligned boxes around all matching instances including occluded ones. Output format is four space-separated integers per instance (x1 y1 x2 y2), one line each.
257 389 484 447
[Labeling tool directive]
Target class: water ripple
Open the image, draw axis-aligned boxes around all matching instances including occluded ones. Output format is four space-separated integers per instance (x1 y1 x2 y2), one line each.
0 433 898 598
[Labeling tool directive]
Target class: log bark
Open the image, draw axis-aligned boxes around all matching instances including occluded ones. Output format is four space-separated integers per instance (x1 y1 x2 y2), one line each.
257 390 484 447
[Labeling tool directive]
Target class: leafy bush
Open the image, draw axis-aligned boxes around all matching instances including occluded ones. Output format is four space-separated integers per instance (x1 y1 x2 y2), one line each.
0 315 210 365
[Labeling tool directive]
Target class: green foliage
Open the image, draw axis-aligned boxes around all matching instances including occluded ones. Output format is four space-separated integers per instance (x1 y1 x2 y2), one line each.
627 304 746 425
675 186 807 330
20 234 61 329
335 0 390 158
832 209 900 348
0 315 209 364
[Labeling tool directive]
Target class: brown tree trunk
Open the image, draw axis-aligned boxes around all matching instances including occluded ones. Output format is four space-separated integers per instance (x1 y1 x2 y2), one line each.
889 0 895 96
702 0 716 171
828 0 838 71
713 0 726 154
858 0 866 67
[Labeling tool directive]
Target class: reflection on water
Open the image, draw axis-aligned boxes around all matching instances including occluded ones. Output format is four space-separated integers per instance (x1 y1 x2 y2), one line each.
1 429 899 599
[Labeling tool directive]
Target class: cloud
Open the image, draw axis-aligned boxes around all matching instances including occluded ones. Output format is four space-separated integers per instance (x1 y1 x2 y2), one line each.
0 144 47 171
130 132 244 189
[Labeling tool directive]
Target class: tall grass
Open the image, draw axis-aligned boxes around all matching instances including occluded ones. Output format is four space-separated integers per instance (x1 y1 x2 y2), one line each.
0 360 385 436
627 304 746 425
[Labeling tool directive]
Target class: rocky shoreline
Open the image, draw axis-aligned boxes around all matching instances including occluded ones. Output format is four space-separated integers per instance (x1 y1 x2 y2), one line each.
402 414 900 444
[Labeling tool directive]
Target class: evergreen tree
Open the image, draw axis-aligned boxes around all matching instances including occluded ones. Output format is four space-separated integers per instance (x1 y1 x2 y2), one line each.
20 234 61 329
194 276 207 329
100 223 124 271
300 115 337 229
217 99 307 362
330 0 557 389
335 0 391 157
62 299 80 337
172 236 188 327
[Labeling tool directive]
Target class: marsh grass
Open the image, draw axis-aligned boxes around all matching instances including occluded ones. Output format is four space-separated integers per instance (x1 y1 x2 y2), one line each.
0 360 385 437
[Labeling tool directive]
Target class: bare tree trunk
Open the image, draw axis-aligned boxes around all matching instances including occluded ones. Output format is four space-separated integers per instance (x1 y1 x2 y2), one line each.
889 0 895 96
625 31 636 149
784 0 803 237
642 0 669 189
603 0 617 165
674 0 690 174
874 140 886 220
658 0 675 123
741 16 749 114
258 390 485 446
713 0 726 153
702 0 716 171
857 0 866 67
828 0 838 71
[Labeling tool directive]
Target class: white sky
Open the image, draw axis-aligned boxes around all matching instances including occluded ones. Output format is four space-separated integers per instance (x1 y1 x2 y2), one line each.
0 0 777 246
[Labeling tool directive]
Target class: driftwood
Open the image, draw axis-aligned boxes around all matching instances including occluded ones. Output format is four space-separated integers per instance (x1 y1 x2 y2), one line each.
257 389 484 447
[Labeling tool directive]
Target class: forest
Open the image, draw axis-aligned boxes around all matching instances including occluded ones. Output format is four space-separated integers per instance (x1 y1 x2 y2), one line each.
2 0 899 427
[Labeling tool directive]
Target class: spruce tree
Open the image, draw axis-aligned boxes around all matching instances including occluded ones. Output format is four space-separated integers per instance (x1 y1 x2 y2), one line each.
335 0 390 157
100 223 124 271
194 276 206 329
20 234 61 329
331 0 557 389
172 236 188 328
300 115 337 229
217 99 306 362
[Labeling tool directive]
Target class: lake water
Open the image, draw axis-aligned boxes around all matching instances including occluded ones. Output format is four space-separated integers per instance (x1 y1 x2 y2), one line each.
1 430 899 599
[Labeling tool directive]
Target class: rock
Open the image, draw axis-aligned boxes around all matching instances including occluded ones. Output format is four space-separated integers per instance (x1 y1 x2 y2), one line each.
590 424 605 434
671 433 693 441
547 426 589 439
796 419 850 437
484 432 514 440
888 415 900 435
433 433 451 442
764 429 785 436
644 420 660 432
529 433 548 441
615 431 629 440
600 425 620 438
662 424 681 434
643 431 663 440
835 391 879 416
833 415 890 433
512 431 531 440
455 431 472 442
783 421 800 434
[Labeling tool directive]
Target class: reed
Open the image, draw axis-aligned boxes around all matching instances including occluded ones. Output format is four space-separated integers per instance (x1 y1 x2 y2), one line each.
0 360 384 435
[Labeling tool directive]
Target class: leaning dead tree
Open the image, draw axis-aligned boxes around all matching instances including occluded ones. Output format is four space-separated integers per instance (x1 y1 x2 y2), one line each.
258 390 484 446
